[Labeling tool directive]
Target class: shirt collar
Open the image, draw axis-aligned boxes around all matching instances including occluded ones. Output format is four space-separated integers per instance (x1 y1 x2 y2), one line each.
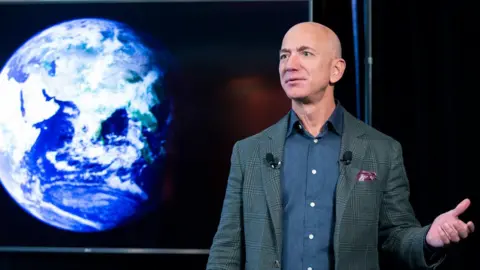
286 100 344 137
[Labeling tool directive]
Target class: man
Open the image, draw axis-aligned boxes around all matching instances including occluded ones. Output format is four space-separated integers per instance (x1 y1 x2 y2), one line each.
206 22 475 270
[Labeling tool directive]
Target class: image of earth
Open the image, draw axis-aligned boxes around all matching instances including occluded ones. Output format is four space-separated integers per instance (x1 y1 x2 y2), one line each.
0 18 173 232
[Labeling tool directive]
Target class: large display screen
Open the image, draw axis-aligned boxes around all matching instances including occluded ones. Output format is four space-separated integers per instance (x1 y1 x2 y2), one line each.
0 0 310 251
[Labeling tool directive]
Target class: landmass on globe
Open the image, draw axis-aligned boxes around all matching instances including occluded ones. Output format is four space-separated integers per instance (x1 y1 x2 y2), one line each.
0 18 173 233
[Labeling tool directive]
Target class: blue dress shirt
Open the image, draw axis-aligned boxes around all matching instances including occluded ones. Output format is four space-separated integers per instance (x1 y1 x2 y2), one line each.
281 103 344 270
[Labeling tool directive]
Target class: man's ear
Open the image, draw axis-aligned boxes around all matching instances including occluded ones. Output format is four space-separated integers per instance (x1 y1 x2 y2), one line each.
330 58 346 84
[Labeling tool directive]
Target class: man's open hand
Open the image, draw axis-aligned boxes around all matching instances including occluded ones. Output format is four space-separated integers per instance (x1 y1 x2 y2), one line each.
426 198 475 248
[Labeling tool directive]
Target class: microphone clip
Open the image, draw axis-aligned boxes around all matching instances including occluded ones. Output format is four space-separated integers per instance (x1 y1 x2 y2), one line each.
269 160 282 169
265 153 282 169
340 159 351 165
340 151 353 165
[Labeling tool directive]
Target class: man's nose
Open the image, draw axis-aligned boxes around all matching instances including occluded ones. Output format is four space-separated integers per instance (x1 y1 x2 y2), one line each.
285 54 300 71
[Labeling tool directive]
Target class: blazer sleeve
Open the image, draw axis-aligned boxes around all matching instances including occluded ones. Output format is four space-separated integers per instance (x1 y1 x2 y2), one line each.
378 140 445 269
206 142 244 270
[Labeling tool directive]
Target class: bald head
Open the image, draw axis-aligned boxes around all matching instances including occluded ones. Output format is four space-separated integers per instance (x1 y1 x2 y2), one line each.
282 22 342 59
278 22 346 103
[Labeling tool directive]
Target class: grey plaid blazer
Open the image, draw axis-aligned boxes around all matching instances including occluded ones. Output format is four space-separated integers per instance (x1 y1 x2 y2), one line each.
206 109 445 270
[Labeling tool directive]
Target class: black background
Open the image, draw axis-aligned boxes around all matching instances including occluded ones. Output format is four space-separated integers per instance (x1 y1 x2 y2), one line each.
1 0 478 269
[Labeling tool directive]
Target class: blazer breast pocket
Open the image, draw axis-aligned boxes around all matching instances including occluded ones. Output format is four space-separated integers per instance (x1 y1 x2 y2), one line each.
354 180 380 194
352 177 382 219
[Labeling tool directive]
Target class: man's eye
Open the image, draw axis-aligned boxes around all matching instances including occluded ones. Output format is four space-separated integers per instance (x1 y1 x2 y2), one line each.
280 54 287 59
302 51 312 56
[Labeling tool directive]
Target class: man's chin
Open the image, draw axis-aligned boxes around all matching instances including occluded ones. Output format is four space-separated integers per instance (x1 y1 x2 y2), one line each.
285 88 309 98
285 88 309 101
285 87 328 104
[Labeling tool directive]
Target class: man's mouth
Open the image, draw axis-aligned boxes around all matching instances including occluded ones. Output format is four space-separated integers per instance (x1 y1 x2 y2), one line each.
285 78 306 83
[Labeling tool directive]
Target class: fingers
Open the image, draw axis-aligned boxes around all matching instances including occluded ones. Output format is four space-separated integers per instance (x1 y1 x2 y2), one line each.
443 220 475 243
442 223 460 242
438 226 450 245
467 221 475 233
452 220 470 239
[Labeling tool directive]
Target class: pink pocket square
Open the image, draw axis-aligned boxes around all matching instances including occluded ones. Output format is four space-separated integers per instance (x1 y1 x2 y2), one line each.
356 170 377 182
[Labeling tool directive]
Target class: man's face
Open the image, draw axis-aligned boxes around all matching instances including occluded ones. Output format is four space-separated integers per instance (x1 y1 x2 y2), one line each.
278 27 334 101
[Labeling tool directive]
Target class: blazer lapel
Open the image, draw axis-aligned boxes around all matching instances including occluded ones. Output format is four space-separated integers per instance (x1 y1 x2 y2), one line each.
333 111 368 257
259 114 289 258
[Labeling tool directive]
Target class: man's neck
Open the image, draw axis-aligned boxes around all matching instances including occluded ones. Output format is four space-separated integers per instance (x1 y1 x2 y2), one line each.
292 91 336 137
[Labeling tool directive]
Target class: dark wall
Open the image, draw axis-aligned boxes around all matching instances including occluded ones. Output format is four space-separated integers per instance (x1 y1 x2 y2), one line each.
318 0 477 269
372 1 477 270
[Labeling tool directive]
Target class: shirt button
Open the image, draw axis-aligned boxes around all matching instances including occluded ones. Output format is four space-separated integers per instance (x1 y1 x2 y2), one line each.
313 139 318 143
312 169 317 174
309 234 314 239
310 202 315 207
307 267 313 270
